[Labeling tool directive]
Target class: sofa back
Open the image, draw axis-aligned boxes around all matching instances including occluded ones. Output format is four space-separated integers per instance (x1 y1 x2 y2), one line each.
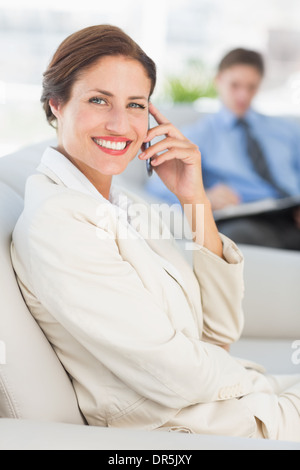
0 145 85 423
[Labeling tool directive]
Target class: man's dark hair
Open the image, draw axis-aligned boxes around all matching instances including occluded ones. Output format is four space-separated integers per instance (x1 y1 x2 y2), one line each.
218 48 265 76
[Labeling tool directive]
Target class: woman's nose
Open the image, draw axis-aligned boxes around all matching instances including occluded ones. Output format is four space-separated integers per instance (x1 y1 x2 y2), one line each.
104 108 131 135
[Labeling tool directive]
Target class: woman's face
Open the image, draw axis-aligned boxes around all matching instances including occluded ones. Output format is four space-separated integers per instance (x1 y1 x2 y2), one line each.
50 55 152 176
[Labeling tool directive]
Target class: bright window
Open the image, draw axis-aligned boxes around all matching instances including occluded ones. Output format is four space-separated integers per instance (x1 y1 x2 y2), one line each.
1 0 300 157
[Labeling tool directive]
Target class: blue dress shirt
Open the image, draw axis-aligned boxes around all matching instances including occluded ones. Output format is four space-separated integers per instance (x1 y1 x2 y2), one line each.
145 106 300 205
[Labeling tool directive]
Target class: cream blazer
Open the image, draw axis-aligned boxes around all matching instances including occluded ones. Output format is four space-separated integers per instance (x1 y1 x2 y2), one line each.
11 148 266 437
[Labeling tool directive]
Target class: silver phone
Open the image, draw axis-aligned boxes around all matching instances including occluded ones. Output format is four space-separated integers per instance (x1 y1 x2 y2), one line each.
145 114 153 177
145 143 152 177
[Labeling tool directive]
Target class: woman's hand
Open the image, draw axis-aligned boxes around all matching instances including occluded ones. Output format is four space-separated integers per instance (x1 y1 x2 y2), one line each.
139 103 224 259
139 103 206 205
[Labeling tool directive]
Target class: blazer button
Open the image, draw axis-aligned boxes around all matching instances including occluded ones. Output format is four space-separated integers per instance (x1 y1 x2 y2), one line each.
218 387 232 399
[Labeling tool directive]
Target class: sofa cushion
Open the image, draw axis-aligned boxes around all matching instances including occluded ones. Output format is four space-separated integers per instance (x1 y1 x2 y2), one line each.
241 245 300 339
0 141 49 197
231 338 299 375
1 418 300 450
0 138 147 196
0 180 85 423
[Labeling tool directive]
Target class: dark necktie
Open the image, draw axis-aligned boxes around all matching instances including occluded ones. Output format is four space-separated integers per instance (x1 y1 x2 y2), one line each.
237 118 289 198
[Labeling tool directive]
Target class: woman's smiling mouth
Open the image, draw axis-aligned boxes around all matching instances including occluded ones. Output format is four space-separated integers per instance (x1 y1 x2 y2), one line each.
92 136 132 155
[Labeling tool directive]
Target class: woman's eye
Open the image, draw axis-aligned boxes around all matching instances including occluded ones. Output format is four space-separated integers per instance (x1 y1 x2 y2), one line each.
89 97 106 105
128 103 146 109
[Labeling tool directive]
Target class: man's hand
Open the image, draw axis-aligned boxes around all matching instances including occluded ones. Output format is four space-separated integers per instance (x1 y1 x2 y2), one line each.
206 184 241 211
294 207 300 229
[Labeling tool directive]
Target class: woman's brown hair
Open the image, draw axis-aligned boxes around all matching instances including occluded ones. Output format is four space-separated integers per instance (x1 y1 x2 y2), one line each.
41 24 157 127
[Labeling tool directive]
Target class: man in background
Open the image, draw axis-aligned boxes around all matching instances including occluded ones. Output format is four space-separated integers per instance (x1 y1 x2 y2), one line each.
146 48 300 250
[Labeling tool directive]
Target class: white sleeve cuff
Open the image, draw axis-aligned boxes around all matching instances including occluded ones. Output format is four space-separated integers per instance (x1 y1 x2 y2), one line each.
192 233 243 265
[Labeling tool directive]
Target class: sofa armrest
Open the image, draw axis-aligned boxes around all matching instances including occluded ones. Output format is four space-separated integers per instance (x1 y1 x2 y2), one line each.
103 184 299 341
240 245 300 339
0 419 299 450
177 240 300 340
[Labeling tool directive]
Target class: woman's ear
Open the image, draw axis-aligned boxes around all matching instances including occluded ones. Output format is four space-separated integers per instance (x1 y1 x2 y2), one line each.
49 98 61 119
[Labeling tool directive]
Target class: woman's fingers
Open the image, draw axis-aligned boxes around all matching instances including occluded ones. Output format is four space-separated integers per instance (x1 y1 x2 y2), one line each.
145 144 200 167
148 102 170 125
145 123 185 142
147 103 185 141
140 103 202 171
140 136 195 159
150 148 194 166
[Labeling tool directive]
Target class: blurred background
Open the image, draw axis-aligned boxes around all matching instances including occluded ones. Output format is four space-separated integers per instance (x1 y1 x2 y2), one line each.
1 0 300 157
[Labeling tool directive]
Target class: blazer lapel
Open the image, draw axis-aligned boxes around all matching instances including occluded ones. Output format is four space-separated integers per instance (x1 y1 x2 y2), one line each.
37 155 201 316
118 186 202 313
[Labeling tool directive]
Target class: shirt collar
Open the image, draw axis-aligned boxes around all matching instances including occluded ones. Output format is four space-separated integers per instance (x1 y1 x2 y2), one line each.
216 105 258 129
36 147 188 290
37 146 125 207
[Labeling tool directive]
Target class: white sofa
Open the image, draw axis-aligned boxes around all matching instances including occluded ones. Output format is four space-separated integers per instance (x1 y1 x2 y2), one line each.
0 139 299 450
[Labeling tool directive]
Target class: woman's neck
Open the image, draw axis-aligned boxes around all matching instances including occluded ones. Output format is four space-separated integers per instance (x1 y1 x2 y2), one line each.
56 145 112 200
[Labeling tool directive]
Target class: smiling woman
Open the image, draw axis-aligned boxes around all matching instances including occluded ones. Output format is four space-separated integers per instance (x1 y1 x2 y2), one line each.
41 24 156 128
48 55 152 198
40 25 156 199
10 24 300 443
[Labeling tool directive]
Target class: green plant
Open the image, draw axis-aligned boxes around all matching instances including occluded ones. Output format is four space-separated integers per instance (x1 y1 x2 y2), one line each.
164 61 217 103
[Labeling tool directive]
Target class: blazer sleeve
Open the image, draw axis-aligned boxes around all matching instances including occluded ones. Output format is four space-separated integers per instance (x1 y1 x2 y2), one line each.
192 234 245 346
27 192 252 410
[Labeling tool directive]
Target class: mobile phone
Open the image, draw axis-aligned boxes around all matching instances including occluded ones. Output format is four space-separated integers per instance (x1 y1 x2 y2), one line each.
145 141 153 177
145 114 153 177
